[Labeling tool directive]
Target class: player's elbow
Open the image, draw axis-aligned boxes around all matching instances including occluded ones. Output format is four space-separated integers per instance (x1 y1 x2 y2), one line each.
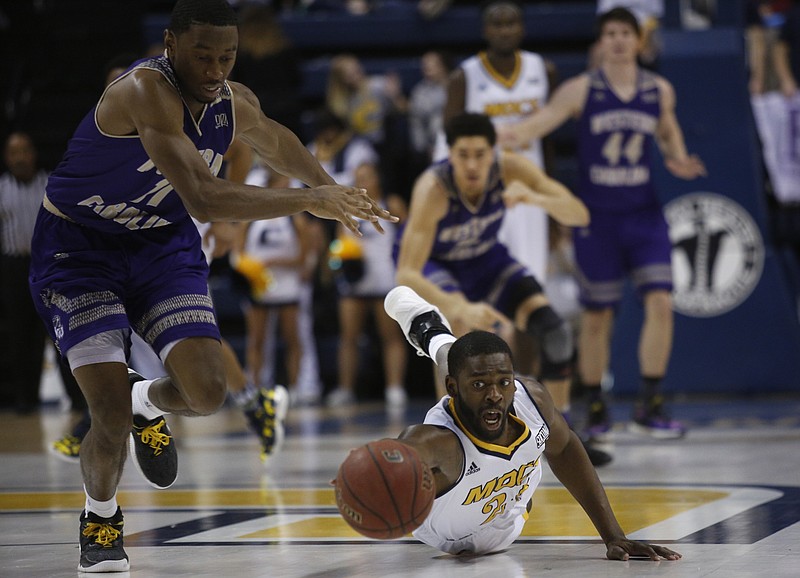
571 207 590 227
181 186 219 223
183 198 212 223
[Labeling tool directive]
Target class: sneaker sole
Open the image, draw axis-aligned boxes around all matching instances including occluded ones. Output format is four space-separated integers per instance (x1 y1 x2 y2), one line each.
628 422 687 440
78 558 130 573
128 430 177 490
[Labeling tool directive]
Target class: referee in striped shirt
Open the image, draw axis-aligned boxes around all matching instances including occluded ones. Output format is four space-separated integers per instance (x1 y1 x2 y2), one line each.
0 132 50 412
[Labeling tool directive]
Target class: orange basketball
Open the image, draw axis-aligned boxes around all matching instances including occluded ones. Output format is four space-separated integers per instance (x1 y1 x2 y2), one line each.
334 439 435 540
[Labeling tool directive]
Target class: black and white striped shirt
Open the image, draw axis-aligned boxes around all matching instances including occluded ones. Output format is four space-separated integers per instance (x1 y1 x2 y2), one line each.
0 169 48 257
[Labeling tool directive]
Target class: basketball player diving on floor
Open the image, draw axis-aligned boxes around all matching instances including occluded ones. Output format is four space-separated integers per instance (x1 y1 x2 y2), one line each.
375 285 681 560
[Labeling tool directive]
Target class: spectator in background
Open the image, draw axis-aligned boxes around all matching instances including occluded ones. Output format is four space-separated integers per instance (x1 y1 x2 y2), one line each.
235 4 304 137
774 0 800 97
327 163 408 408
767 1 800 267
0 132 49 413
750 0 800 269
408 50 452 179
237 208 313 407
291 108 383 406
325 53 409 194
746 0 792 96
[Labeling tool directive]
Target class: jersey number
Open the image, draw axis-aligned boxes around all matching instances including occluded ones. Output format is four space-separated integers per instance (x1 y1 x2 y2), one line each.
601 132 644 166
481 494 507 525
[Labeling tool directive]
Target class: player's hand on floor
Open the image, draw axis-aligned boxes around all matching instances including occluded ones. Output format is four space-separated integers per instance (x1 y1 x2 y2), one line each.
605 538 682 561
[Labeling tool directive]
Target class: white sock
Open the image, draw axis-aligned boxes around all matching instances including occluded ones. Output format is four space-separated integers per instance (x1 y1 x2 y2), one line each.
85 486 118 518
131 379 164 420
428 334 457 364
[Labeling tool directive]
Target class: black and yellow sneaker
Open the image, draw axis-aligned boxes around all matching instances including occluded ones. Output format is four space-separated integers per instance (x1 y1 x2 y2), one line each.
243 385 290 461
78 507 129 573
129 413 178 488
50 434 82 462
127 369 177 488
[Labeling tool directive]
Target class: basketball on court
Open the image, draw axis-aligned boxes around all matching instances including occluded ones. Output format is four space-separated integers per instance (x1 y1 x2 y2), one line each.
334 439 435 540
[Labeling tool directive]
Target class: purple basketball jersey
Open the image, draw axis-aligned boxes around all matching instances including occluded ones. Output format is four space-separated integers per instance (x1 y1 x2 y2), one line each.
577 69 661 213
29 55 232 356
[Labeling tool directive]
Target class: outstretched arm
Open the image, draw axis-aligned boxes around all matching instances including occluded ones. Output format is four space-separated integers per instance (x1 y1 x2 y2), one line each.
500 152 589 227
526 376 681 561
105 71 395 236
655 78 707 180
397 424 464 495
496 74 589 149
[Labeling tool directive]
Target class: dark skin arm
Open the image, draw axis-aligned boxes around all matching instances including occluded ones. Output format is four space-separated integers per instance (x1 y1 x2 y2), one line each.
395 375 680 560
524 375 681 561
97 69 397 236
396 423 464 497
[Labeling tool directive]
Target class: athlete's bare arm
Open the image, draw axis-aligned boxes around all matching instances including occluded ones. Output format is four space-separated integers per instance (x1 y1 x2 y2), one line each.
496 74 590 148
397 424 464 495
395 171 507 332
499 151 590 227
654 77 707 180
442 68 467 124
98 70 393 236
522 375 681 561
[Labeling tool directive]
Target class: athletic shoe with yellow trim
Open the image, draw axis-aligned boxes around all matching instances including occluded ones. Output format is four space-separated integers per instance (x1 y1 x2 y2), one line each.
244 385 289 461
51 434 82 462
128 369 177 488
78 507 129 573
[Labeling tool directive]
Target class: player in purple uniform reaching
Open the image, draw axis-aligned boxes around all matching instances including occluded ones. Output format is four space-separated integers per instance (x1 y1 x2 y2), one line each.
28 0 395 573
395 113 614 468
498 7 706 443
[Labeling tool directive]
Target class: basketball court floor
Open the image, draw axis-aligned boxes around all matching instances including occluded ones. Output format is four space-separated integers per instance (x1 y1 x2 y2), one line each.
1 394 799 577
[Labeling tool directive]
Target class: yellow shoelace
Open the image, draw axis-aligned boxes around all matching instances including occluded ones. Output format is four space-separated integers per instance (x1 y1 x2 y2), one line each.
53 435 80 455
82 522 122 547
136 419 171 456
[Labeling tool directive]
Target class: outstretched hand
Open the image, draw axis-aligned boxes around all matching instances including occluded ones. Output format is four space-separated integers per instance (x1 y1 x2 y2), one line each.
605 538 682 561
665 154 707 180
308 186 399 236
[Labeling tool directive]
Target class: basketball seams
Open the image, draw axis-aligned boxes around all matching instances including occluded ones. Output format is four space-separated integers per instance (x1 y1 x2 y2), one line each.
366 441 408 535
339 454 395 536
335 439 435 540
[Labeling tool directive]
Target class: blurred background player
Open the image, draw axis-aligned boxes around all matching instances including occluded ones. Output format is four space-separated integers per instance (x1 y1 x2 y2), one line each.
498 7 706 443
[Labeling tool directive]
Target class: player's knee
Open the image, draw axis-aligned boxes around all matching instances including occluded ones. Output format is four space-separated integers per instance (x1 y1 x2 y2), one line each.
645 290 672 321
90 404 134 445
542 321 574 364
526 305 574 376
183 373 227 415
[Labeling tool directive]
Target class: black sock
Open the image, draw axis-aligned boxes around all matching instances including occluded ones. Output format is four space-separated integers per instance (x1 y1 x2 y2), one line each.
640 376 663 408
585 386 604 405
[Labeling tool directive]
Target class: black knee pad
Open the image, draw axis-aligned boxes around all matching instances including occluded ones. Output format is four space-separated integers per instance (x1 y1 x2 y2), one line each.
504 275 544 317
526 306 574 379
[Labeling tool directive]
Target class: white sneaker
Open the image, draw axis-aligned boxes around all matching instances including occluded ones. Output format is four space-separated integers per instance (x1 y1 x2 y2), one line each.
384 286 451 357
385 386 408 408
326 388 355 407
